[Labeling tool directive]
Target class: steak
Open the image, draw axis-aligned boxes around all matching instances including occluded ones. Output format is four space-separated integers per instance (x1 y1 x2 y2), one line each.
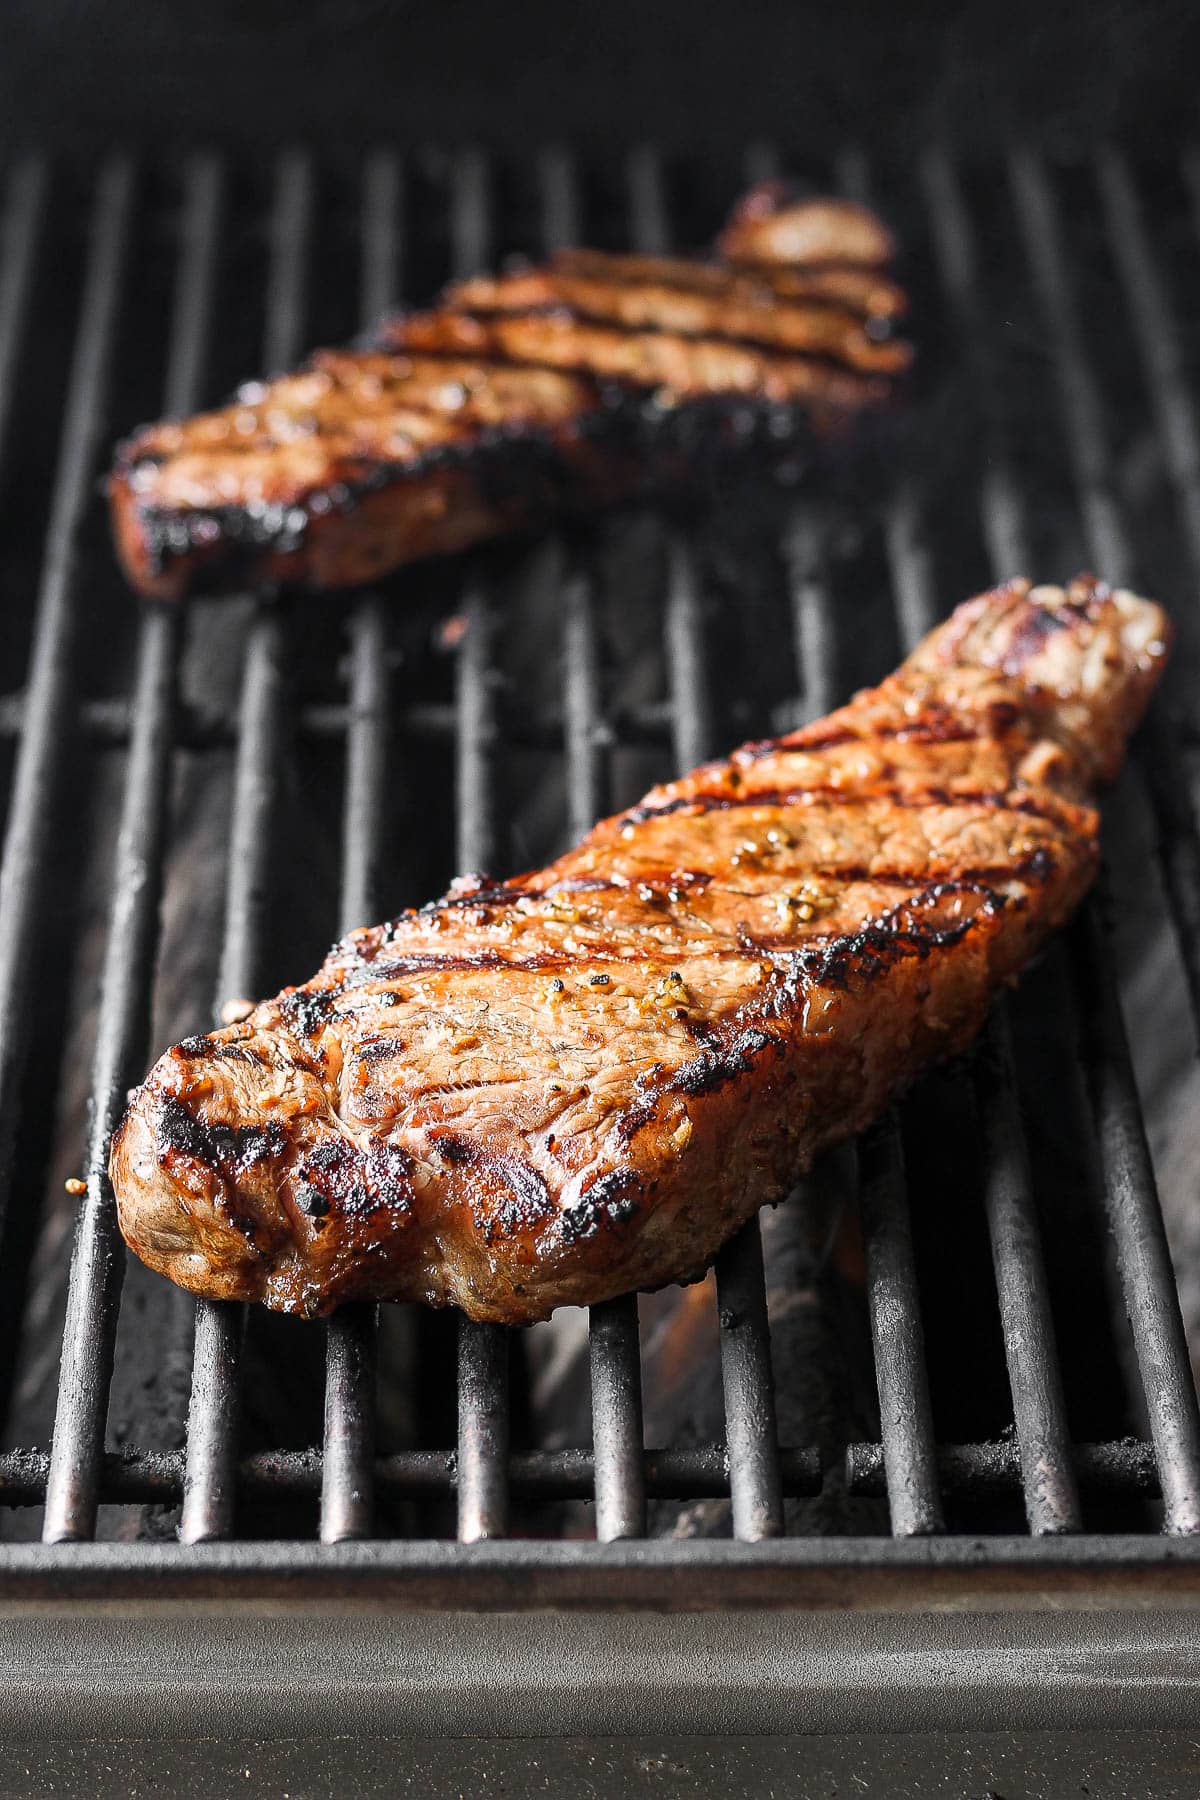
111 576 1168 1322
108 185 909 600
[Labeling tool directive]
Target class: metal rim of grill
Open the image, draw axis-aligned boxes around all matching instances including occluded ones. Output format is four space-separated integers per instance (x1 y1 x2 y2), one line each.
0 139 1197 1605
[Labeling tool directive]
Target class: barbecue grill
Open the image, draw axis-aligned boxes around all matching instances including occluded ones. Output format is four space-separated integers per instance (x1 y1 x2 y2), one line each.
1 139 1200 1789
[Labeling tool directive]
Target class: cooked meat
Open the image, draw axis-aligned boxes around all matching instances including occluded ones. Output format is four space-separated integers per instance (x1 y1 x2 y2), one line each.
109 184 909 601
718 182 897 270
112 576 1167 1322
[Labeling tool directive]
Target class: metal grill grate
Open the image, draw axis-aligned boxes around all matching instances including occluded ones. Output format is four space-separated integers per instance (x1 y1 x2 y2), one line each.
0 141 1198 1601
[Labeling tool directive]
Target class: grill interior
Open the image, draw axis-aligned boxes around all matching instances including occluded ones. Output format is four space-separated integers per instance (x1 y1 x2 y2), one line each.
1 140 1199 1591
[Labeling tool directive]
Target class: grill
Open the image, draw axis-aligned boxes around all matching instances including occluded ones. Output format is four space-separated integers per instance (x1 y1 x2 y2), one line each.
0 136 1199 1647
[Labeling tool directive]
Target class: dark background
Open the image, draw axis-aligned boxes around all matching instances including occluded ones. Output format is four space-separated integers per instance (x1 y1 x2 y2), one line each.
1 0 1197 155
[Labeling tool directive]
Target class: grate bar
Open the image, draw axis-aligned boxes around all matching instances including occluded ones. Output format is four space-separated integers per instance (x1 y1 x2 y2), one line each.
787 476 945 1538
564 544 649 1539
666 529 784 1540
659 434 786 1538
589 1297 647 1540
860 179 1083 1532
1008 150 1128 579
975 1008 1082 1533
42 613 183 1544
453 573 512 1541
44 159 220 1543
913 147 1158 1533
322 569 387 1541
318 151 405 1548
1011 148 1200 1038
34 159 151 1543
543 141 651 1544
0 1441 826 1508
562 554 608 841
846 1439 1161 1501
715 1222 785 1539
0 157 46 470
784 505 837 722
179 1303 246 1543
640 139 783 1540
663 532 715 770
539 145 580 254
0 157 121 1239
1073 899 1200 1533
0 689 678 752
927 145 1200 1534
448 152 513 1542
181 152 313 1545
457 1321 511 1541
858 1115 944 1535
1098 150 1200 584
321 1306 377 1544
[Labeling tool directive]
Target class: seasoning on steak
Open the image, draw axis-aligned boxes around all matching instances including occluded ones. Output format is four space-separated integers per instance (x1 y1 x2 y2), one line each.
109 183 910 600
111 576 1168 1322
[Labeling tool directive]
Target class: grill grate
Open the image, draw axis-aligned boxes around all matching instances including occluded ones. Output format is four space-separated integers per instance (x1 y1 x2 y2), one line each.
0 140 1197 1598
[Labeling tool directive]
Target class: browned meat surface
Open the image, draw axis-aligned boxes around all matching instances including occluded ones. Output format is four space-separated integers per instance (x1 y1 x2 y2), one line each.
112 576 1168 1322
109 186 909 600
718 182 896 270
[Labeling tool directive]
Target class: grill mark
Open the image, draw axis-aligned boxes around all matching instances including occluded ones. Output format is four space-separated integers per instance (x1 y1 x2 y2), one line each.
428 1130 558 1243
121 360 879 592
549 248 907 315
153 1098 286 1243
328 848 1059 982
999 602 1073 669
619 784 1078 828
125 416 610 579
297 1135 414 1220
739 707 1023 757
387 314 893 404
319 868 1047 989
444 294 908 377
559 1169 643 1244
172 1034 265 1066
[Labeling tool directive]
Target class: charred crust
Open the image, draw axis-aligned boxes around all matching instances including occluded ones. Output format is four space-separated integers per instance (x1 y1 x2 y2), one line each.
116 367 900 600
354 1035 408 1063
281 988 336 1036
781 881 1003 989
154 1095 285 1177
616 1027 776 1144
447 294 907 375
559 1170 643 1244
670 1027 775 1098
429 1131 557 1243
741 708 1010 759
432 1132 475 1165
481 1157 557 1245
620 784 1072 828
298 1136 414 1219
172 1033 264 1066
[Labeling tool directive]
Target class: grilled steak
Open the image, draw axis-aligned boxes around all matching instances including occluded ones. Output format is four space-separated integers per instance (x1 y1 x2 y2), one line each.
112 576 1167 1322
109 185 910 600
